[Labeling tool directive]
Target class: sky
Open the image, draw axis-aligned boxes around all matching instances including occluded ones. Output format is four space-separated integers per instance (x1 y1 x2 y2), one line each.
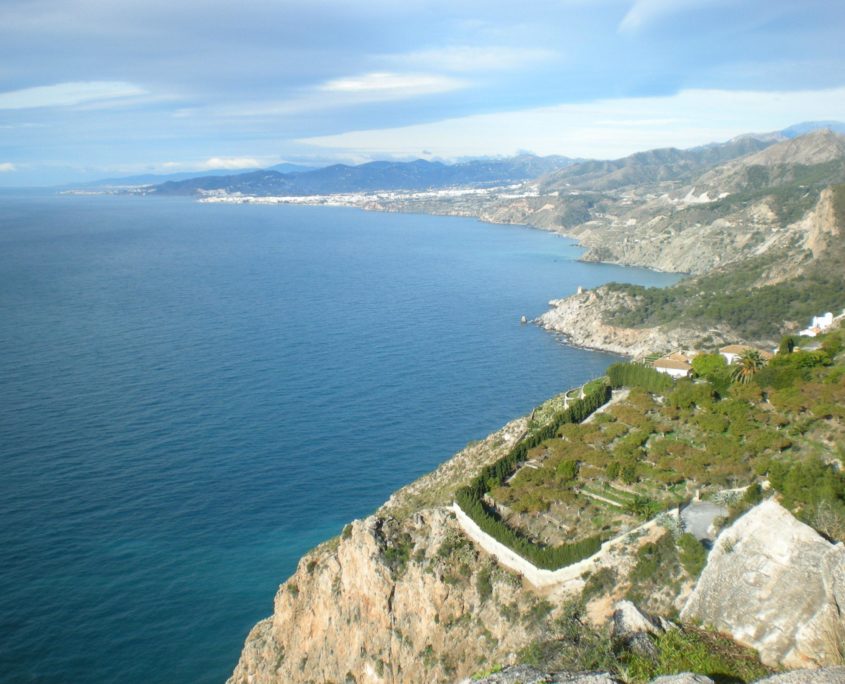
1 0 845 185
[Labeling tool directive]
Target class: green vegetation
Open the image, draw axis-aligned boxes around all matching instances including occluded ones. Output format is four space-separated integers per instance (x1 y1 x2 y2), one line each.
457 325 844 578
623 627 771 683
455 383 611 570
678 533 708 578
604 196 845 341
608 362 674 392
517 602 770 683
581 566 618 603
517 602 618 674
731 349 765 384
383 533 414 574
626 531 682 605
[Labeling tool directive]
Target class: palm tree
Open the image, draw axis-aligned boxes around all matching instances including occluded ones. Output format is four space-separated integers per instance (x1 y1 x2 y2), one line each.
731 349 765 384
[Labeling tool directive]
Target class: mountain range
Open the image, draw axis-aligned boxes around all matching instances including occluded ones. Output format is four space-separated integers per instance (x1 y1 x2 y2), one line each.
149 154 575 196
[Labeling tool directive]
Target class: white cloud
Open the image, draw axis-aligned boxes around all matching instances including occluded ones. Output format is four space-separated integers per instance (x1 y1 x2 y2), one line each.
158 157 264 171
0 81 147 110
619 0 725 32
386 46 556 73
199 157 261 170
184 72 467 119
0 162 16 172
319 71 465 96
297 86 845 160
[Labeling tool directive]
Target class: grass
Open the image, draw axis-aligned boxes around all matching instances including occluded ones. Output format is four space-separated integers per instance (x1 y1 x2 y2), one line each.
516 602 771 683
623 627 772 683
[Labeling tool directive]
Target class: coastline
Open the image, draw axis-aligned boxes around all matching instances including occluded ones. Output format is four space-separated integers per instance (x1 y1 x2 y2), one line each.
194 191 692 357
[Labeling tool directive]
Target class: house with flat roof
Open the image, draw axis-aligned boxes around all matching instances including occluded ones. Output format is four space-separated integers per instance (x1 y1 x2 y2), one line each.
799 312 835 337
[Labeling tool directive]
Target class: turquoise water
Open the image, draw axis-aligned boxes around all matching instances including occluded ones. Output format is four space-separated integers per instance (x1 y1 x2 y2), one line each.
0 195 680 683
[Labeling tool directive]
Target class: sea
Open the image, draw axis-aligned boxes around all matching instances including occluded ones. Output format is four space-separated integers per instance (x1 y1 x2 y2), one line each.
0 194 680 683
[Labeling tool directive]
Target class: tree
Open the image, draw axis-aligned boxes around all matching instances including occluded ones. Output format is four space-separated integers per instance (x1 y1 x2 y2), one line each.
731 349 765 384
778 335 796 355
691 352 727 379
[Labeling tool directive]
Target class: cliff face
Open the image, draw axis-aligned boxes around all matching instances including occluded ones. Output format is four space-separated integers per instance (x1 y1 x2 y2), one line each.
227 419 567 684
229 508 552 684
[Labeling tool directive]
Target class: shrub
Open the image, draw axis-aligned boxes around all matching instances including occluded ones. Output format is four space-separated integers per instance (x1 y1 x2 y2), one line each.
476 566 493 602
581 567 618 602
667 379 715 410
691 352 727 379
677 533 708 578
557 459 579 483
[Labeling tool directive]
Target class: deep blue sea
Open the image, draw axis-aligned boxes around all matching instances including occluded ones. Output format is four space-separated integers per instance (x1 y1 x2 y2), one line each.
0 195 680 683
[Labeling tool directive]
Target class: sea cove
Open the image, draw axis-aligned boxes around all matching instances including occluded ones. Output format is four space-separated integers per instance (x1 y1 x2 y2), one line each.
0 195 680 683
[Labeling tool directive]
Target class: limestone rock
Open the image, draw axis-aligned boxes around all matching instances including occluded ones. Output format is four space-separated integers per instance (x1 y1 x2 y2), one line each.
536 288 730 357
468 668 720 684
681 499 845 669
468 666 620 683
612 600 674 639
754 667 845 683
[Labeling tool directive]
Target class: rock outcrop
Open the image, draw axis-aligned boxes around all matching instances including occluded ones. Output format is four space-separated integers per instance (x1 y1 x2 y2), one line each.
468 666 619 684
681 499 845 669
472 668 845 684
536 287 733 357
755 667 845 683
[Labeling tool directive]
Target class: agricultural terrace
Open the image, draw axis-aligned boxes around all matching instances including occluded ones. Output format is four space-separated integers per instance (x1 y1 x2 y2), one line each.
464 328 845 563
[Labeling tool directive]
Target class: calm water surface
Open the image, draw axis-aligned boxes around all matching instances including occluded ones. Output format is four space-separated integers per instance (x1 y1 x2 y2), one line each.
0 195 679 683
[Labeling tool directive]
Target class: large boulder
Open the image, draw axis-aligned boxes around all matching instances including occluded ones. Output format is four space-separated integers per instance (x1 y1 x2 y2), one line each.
681 499 845 668
611 600 675 659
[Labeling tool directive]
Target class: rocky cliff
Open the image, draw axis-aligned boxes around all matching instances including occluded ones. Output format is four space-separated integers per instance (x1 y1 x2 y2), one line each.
536 287 733 358
228 419 564 684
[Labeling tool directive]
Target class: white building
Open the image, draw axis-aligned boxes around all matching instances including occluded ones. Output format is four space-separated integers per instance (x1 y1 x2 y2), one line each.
799 312 835 337
653 352 693 378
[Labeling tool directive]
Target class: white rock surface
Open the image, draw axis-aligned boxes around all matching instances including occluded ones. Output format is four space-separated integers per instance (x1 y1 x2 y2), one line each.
681 499 845 669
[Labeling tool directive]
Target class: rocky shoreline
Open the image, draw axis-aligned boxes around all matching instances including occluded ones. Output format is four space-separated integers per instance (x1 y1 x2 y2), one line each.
535 286 733 358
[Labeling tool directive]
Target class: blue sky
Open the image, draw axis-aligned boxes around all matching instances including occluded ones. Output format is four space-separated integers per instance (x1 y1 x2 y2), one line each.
1 0 844 184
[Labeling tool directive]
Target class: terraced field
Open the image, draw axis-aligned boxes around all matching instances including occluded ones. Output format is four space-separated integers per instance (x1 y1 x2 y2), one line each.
486 330 845 548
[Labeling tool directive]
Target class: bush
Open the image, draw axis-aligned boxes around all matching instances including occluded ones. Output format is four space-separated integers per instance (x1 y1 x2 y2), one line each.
667 379 715 410
691 353 727 380
557 459 579 483
581 567 618 602
677 533 708 577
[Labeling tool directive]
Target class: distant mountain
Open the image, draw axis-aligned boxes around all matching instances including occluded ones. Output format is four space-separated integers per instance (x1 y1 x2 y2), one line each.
779 120 845 138
73 168 261 188
151 154 575 196
71 162 317 189
268 163 319 174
